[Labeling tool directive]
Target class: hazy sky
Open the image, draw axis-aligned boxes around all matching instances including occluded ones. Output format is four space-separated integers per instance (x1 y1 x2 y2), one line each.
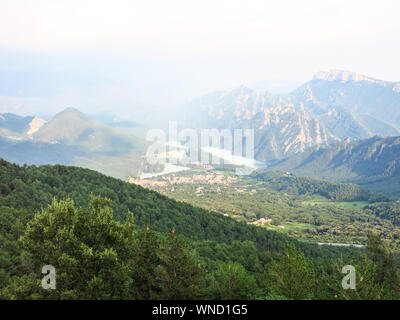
0 0 399 118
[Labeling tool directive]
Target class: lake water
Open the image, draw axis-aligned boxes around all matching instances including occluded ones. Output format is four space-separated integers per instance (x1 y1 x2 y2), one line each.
201 146 266 169
140 141 267 178
140 163 190 179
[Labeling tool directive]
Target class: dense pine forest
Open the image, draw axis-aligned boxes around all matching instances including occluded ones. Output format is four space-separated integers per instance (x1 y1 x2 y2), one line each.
0 159 399 299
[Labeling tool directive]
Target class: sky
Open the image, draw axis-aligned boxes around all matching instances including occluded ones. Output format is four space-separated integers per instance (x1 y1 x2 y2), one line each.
0 0 399 119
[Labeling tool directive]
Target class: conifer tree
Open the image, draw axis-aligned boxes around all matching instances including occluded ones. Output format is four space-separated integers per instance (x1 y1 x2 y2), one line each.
3 197 135 299
212 262 258 299
269 244 315 299
155 229 204 299
366 232 400 298
131 226 161 299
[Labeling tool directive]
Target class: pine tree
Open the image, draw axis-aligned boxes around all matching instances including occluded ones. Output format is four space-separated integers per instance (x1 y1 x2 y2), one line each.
212 262 259 299
155 229 204 299
366 232 400 298
3 197 135 299
269 244 315 299
131 226 162 299
336 257 390 300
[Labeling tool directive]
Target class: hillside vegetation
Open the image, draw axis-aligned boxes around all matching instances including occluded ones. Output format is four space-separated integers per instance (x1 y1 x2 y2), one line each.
252 170 375 201
2 159 399 299
142 169 400 246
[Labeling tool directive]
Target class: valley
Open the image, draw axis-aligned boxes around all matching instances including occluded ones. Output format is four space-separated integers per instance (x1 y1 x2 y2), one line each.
128 167 400 249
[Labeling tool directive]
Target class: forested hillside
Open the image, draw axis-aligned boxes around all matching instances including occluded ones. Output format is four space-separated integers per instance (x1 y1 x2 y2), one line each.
0 159 299 250
0 159 399 299
252 170 375 201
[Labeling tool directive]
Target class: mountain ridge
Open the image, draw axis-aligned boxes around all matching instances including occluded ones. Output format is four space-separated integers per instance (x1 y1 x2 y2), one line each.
267 135 400 197
181 70 400 162
313 69 400 87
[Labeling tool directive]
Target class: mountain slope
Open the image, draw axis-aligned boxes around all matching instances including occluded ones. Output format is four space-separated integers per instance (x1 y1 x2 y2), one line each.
290 70 400 139
0 113 45 140
268 136 400 197
1 158 373 300
0 158 341 256
182 86 336 161
251 170 373 201
181 70 400 162
0 108 148 178
33 107 136 155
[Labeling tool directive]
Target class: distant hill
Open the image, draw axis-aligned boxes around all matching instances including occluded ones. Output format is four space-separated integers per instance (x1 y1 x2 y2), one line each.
33 107 137 155
268 136 400 197
0 108 148 179
251 170 375 201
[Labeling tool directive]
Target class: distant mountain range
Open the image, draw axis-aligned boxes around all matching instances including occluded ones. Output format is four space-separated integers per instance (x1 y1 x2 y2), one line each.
0 108 148 178
182 70 400 161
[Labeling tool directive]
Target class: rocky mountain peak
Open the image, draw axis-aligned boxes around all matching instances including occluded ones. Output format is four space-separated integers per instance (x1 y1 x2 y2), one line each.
313 69 382 84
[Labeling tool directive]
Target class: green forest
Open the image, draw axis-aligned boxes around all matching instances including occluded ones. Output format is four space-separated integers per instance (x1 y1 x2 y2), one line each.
0 159 399 299
147 169 400 247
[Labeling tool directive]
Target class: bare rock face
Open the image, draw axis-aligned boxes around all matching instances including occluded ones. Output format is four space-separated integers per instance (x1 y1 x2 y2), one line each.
294 70 400 130
182 86 336 161
182 70 400 161
313 69 385 83
27 118 46 137
249 101 336 161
